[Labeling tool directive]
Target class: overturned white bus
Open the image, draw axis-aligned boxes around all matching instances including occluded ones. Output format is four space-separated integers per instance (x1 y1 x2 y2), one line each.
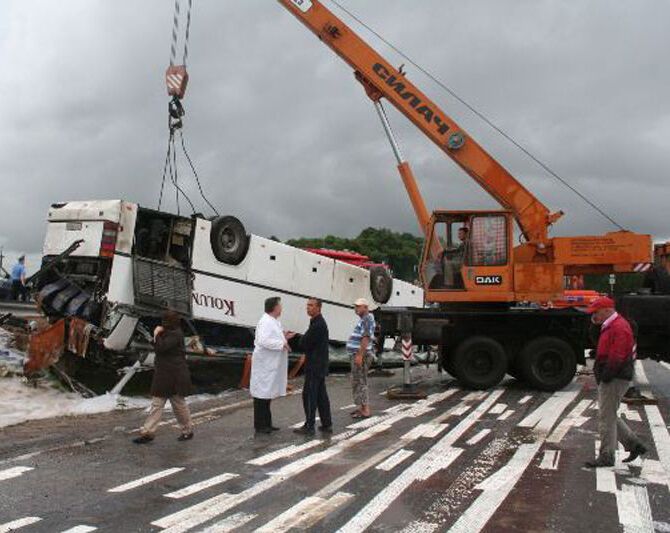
30 200 423 371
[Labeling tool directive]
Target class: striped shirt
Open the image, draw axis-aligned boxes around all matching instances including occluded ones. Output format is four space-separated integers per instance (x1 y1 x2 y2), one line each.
346 313 376 354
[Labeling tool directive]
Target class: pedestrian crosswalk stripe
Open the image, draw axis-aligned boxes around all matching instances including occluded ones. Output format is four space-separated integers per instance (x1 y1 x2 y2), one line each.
108 467 184 493
198 512 256 533
0 466 33 481
256 492 353 532
247 439 323 466
60 526 97 533
466 429 491 446
164 473 238 499
376 449 414 471
0 517 42 533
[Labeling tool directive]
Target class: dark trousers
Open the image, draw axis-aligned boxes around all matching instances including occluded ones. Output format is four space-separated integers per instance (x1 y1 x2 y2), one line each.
302 374 332 429
253 398 272 431
11 280 28 302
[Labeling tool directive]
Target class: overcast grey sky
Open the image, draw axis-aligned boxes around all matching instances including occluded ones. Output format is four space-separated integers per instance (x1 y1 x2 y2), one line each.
1 0 669 263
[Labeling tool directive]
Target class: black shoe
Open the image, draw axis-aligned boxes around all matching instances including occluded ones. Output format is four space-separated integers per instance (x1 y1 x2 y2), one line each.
255 427 272 435
293 425 316 436
318 425 333 434
133 434 154 445
177 432 194 442
584 457 615 468
623 444 647 463
270 426 280 432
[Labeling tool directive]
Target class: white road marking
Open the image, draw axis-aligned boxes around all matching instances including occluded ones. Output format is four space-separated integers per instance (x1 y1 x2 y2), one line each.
337 389 505 533
518 395 532 405
635 361 654 399
463 392 487 402
644 405 670 490
314 401 473 500
448 386 580 533
466 429 491 446
497 410 514 421
399 522 439 533
0 437 108 467
593 441 625 494
198 512 256 533
108 467 184 493
291 417 319 429
254 492 353 532
546 399 592 444
538 450 561 470
653 521 670 533
60 527 97 533
376 449 415 471
0 466 33 481
450 405 471 416
0 517 42 533
247 440 323 466
619 403 643 422
640 460 667 485
340 403 356 410
616 484 654 532
488 403 507 415
154 390 459 533
164 473 238 499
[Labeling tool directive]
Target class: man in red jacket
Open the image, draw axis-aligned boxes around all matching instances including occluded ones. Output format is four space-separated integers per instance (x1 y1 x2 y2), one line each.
585 297 647 468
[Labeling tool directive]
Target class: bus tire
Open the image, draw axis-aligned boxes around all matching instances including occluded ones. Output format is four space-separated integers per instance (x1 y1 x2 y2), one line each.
452 336 507 390
210 216 249 265
370 266 393 304
519 336 576 392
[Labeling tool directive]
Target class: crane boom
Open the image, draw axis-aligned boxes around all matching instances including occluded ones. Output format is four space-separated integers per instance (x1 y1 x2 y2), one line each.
277 0 562 246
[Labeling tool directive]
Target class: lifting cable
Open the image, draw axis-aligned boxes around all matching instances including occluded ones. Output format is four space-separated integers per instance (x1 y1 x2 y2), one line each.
158 0 220 217
328 0 625 231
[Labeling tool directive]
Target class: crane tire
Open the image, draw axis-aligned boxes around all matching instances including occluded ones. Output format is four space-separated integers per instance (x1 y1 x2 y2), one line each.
369 266 393 304
519 336 576 392
210 215 250 265
452 335 507 390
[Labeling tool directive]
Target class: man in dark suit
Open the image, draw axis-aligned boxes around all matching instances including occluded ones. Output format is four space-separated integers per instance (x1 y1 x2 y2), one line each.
294 298 332 436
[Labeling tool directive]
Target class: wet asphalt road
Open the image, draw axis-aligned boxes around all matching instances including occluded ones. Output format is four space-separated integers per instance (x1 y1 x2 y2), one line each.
2 361 670 532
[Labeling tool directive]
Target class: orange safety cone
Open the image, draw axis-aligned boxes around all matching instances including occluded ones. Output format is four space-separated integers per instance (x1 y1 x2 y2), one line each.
239 353 252 389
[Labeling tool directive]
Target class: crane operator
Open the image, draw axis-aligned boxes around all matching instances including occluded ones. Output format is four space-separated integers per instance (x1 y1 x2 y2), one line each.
442 226 469 288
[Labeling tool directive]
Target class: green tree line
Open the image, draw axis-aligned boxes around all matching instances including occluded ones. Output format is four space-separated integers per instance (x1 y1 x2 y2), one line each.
286 227 423 282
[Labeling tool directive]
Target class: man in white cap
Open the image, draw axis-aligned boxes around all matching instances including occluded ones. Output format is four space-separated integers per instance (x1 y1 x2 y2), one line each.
346 298 375 418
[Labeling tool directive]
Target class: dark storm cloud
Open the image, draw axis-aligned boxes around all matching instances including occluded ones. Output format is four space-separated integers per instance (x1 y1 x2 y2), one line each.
1 0 669 258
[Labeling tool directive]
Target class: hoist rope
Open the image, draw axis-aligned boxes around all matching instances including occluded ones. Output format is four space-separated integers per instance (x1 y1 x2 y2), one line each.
160 0 218 218
179 131 220 216
328 0 625 231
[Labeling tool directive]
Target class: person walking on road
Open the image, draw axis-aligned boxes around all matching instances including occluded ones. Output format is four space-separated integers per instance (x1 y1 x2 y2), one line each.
294 298 332 436
134 310 194 444
10 255 28 302
251 297 294 435
584 296 647 467
347 298 375 419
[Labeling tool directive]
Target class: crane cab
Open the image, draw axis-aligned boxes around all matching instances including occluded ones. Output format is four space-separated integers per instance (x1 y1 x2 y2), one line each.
421 210 517 303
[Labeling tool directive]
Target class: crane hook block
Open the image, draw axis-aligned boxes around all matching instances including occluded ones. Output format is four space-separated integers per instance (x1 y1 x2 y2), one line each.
166 65 189 99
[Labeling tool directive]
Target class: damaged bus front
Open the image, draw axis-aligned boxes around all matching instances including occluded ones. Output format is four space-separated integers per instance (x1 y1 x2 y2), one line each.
28 200 196 373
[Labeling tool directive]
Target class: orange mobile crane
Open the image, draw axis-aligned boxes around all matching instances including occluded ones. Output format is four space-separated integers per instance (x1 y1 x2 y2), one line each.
273 0 664 391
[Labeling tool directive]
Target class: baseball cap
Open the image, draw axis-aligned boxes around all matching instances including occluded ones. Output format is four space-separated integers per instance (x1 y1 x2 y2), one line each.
584 296 615 314
354 298 370 307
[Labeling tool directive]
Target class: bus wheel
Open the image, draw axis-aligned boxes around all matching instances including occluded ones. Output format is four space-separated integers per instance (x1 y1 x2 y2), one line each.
519 337 576 392
370 266 393 304
452 336 507 390
210 216 250 265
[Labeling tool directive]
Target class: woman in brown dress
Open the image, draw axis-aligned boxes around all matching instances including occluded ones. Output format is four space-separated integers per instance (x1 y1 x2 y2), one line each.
133 310 194 444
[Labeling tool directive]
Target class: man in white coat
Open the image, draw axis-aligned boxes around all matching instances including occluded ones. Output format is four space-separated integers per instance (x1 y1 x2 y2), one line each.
250 296 294 434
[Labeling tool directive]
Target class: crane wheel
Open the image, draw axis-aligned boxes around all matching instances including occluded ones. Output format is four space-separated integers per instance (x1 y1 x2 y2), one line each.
369 266 393 304
210 216 250 266
518 336 576 392
452 336 507 390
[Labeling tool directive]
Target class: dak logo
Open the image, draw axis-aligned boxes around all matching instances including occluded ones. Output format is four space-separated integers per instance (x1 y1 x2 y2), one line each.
475 275 503 286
